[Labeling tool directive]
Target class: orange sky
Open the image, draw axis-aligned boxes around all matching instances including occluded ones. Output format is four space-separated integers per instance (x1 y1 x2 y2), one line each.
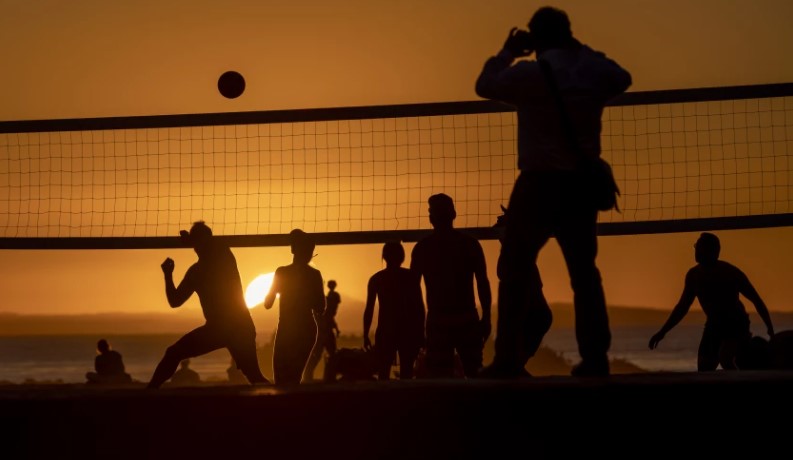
1 0 793 328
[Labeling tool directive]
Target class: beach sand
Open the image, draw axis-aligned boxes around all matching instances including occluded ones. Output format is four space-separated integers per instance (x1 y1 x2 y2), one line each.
2 371 791 459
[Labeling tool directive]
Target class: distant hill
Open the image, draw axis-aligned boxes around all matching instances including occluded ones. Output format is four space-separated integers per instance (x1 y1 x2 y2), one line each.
2 303 791 336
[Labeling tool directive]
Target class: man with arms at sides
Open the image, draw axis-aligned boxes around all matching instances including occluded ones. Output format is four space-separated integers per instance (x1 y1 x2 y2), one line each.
649 232 775 371
147 221 269 388
264 229 326 385
476 6 632 378
411 193 492 378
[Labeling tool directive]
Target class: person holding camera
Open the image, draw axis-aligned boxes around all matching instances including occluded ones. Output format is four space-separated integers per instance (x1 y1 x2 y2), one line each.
476 6 631 378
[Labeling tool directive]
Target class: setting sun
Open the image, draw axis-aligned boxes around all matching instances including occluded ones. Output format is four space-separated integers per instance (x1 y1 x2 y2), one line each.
244 272 275 309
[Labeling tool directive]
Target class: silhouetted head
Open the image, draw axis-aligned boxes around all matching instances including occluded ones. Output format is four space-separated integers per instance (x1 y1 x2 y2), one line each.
97 339 110 354
181 221 213 256
528 6 574 52
694 232 720 264
382 241 405 267
180 359 191 369
327 279 337 290
428 193 456 229
290 228 315 264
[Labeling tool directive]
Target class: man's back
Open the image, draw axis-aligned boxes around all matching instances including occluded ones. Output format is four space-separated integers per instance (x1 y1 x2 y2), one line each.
369 267 425 336
476 43 631 171
686 260 750 322
186 242 250 325
411 229 485 316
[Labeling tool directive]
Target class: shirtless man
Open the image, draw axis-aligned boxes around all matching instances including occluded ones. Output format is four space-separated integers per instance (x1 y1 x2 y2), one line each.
649 232 775 371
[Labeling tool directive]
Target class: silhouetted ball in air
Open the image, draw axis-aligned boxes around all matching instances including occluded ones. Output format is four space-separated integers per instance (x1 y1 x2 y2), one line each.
218 71 245 99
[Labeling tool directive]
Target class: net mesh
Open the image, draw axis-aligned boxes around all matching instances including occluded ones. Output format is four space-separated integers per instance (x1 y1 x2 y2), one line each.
1 88 792 240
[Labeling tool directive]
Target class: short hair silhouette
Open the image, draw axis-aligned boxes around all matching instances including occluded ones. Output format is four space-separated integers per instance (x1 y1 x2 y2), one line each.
382 241 405 266
428 193 456 226
97 339 110 353
327 279 337 289
290 228 315 259
528 6 573 48
180 220 213 248
695 232 721 263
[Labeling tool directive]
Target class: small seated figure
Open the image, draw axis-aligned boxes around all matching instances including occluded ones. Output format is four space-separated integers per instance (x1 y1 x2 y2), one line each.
227 358 248 385
169 359 201 386
86 339 133 384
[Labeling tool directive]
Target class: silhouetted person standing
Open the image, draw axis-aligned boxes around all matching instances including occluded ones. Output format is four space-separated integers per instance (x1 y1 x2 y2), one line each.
364 241 426 380
304 279 342 381
476 6 631 378
649 232 775 371
86 339 132 384
170 359 201 386
264 229 326 385
147 221 269 389
411 194 492 378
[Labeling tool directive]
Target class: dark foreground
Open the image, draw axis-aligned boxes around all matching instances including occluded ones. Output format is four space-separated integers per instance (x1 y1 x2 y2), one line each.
2 371 791 459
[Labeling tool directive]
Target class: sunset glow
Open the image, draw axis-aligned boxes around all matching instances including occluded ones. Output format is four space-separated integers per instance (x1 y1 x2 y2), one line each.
244 272 275 309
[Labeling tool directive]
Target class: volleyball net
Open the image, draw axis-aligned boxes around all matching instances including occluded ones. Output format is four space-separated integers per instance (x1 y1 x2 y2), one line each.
1 83 792 249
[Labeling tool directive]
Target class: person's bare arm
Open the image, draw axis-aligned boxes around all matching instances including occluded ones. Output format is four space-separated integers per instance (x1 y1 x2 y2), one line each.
363 277 377 350
649 274 696 349
474 245 493 342
263 269 280 310
740 275 775 337
161 258 193 308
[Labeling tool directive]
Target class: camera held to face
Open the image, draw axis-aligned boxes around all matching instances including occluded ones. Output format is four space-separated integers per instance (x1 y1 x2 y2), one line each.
507 28 534 56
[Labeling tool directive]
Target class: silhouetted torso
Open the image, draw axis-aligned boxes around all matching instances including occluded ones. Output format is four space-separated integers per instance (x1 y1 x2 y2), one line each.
95 350 125 376
369 267 425 344
411 229 484 317
686 260 751 329
270 262 325 385
326 290 340 320
183 242 252 327
273 264 325 327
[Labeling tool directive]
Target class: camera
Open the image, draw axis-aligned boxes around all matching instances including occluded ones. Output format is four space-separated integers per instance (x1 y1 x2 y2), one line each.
508 29 534 56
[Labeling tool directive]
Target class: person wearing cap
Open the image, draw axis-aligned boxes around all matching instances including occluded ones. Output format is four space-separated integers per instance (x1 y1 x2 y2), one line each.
410 193 492 378
147 221 269 389
264 229 326 385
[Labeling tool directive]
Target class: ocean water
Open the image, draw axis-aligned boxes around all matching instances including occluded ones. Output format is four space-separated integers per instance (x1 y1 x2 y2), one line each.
0 320 787 384
0 334 241 384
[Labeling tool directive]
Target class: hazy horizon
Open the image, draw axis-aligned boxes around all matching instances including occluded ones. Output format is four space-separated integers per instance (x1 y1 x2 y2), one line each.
2 1 793 319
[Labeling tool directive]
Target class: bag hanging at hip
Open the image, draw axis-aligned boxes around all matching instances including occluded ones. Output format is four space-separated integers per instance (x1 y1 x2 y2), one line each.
583 156 621 212
538 59 621 212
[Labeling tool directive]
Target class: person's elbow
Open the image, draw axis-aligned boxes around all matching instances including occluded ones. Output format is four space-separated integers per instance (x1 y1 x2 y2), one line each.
617 70 632 93
475 77 499 100
165 292 183 308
